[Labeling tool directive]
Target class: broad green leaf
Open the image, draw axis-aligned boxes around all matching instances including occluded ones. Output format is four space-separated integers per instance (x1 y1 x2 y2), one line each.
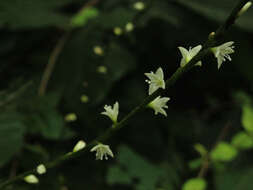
188 158 202 170
107 166 132 185
231 132 253 150
177 0 253 32
70 8 99 28
0 113 25 167
210 142 238 162
0 0 70 29
242 105 253 132
216 167 253 190
182 178 207 190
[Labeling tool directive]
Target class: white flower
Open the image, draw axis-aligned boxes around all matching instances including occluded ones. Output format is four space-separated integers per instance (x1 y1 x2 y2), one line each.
101 102 119 123
211 41 235 69
125 22 134 32
148 96 170 116
145 67 165 95
178 45 202 67
133 2 145 11
73 140 86 152
113 27 123 35
238 2 252 17
93 46 104 56
65 113 77 122
36 164 46 175
24 175 39 184
90 143 114 160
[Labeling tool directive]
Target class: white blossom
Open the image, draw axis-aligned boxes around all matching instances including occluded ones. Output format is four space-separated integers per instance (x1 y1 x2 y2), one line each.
65 113 77 122
148 96 170 116
73 140 86 152
133 2 145 11
24 175 39 184
238 2 252 17
36 164 46 175
90 143 114 160
145 67 165 95
211 41 235 69
178 45 202 67
101 102 119 123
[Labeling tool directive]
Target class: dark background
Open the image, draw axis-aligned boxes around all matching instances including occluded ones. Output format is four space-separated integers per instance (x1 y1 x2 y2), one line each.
0 0 253 189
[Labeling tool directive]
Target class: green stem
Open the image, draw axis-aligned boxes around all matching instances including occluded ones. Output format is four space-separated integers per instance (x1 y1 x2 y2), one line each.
0 0 250 189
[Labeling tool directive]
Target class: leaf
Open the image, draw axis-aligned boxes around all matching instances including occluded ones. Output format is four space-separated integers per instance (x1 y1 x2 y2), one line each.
210 142 238 162
231 132 253 150
194 143 207 157
182 178 207 190
106 145 178 190
242 104 253 133
70 8 99 28
0 113 25 167
177 0 253 32
215 167 253 190
0 0 70 29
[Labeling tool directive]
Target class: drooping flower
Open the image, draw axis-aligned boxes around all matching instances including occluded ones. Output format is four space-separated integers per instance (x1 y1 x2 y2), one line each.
36 164 46 175
90 143 114 160
24 175 39 184
73 140 86 152
178 45 202 67
93 46 104 56
125 22 134 32
101 102 119 124
148 96 170 116
211 41 235 69
145 67 165 95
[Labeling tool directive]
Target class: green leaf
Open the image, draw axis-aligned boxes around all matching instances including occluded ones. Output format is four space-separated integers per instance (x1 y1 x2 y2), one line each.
231 132 253 150
210 142 238 162
107 166 132 185
242 104 253 133
0 113 25 167
182 178 207 190
177 0 253 32
70 8 99 28
0 0 70 29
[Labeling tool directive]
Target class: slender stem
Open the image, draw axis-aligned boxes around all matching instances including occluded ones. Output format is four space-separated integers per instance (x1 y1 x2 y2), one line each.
0 0 250 189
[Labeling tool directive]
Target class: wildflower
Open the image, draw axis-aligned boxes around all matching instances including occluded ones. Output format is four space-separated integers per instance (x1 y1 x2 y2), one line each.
36 164 46 175
238 2 252 17
65 113 77 122
101 102 119 124
73 140 86 152
145 67 165 95
211 41 235 69
97 66 107 74
80 94 89 103
113 27 123 35
24 175 39 184
93 46 104 56
90 143 114 160
125 22 134 32
178 45 202 67
133 2 145 11
148 96 170 116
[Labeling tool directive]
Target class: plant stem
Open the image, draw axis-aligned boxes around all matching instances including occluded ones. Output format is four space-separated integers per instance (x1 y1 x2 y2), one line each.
0 0 251 189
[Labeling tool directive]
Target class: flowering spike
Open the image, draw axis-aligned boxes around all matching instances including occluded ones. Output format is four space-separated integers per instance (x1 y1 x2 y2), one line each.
101 102 119 124
148 96 170 116
178 45 202 67
211 41 235 69
90 143 114 160
145 67 165 95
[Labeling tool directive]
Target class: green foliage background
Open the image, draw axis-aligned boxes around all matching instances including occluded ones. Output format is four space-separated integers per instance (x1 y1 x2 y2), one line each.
0 0 253 189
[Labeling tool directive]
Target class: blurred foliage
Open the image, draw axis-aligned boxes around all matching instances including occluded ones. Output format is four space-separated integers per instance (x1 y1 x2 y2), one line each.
0 0 253 190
